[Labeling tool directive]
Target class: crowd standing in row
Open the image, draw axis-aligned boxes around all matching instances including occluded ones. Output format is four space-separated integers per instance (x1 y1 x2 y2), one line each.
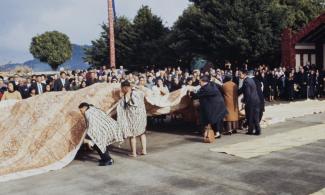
1 64 324 102
0 63 324 157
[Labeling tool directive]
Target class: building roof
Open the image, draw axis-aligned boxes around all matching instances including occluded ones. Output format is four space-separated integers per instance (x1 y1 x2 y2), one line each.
293 12 325 44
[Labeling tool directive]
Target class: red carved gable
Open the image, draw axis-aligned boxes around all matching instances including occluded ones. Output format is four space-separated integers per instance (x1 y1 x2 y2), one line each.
281 12 325 69
292 12 325 44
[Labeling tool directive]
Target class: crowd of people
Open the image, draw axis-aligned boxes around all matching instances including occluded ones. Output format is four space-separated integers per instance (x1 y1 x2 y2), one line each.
0 63 324 131
1 63 324 165
0 64 324 102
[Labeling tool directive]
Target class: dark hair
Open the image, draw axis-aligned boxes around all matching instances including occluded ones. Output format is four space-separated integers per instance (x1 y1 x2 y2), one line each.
30 88 36 93
80 80 87 88
60 71 66 76
7 81 16 92
8 81 15 87
224 74 232 82
240 69 248 75
248 70 254 76
200 75 210 83
0 76 3 80
186 77 193 83
155 78 164 86
47 77 54 84
78 102 93 110
121 80 131 87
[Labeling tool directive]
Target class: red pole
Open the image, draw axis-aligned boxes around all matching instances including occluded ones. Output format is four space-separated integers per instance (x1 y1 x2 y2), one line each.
108 0 116 68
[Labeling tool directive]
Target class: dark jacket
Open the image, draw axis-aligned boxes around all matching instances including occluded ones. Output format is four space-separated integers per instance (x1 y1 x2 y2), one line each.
196 82 228 126
31 82 46 95
53 79 70 91
0 86 7 94
86 78 97 87
296 72 308 87
253 77 265 112
18 85 30 99
239 77 261 107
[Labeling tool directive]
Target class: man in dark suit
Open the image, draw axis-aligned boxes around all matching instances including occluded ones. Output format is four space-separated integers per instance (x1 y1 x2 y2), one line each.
86 71 97 86
296 67 308 99
18 79 30 99
53 72 70 91
194 76 228 139
239 70 262 135
253 76 265 122
31 75 46 95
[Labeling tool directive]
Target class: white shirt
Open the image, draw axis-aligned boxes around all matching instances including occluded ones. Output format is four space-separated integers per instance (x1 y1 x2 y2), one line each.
37 83 43 94
61 78 65 86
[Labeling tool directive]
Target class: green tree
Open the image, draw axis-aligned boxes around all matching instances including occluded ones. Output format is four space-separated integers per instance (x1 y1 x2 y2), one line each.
84 6 171 70
85 0 324 70
272 0 324 31
131 6 170 69
169 5 206 68
84 17 136 68
172 0 279 66
171 0 324 68
30 31 72 70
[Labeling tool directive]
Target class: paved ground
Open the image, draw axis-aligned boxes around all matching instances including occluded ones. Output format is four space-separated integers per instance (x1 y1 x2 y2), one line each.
1 113 325 195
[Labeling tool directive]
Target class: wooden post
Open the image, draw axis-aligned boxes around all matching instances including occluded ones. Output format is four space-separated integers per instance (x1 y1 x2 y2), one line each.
281 28 295 69
108 0 116 68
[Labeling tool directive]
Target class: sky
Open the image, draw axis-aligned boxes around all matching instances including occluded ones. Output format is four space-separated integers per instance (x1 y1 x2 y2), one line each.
0 0 190 64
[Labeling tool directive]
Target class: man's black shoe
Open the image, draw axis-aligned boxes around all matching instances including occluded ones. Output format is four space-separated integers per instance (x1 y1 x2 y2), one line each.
254 132 261 136
246 132 254 135
99 159 114 166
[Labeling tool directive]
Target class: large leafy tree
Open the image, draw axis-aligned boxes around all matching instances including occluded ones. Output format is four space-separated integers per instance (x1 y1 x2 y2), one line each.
30 31 72 70
84 17 135 67
171 0 324 68
172 0 285 67
273 0 325 31
85 1 324 69
84 6 171 70
168 5 207 67
131 6 170 69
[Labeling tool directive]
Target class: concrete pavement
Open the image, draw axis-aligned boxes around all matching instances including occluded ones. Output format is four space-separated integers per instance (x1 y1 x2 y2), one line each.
0 113 325 195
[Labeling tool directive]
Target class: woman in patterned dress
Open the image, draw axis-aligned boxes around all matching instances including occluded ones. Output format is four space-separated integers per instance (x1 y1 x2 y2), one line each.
117 80 147 157
79 102 123 166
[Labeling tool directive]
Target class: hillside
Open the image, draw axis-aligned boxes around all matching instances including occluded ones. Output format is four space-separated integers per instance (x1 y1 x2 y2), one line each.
0 44 90 72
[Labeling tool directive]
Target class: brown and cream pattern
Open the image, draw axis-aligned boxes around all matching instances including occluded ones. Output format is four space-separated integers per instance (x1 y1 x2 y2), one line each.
0 83 193 182
1 83 324 182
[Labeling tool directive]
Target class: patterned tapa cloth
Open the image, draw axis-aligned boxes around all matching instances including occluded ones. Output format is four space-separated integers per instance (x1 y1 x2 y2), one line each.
1 82 324 182
117 90 147 138
0 84 193 182
85 106 123 153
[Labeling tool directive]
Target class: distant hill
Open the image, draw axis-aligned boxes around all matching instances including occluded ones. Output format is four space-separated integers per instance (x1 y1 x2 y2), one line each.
0 44 90 72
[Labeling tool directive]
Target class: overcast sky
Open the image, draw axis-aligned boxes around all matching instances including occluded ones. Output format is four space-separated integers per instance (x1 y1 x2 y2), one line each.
0 0 190 64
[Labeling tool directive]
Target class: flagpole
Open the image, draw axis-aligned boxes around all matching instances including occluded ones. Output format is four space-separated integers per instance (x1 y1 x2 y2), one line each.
108 0 116 68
